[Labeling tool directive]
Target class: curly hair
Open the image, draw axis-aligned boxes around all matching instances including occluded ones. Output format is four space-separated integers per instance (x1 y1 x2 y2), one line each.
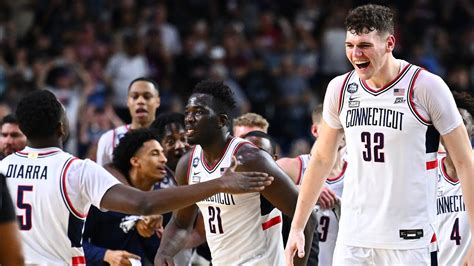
452 91 474 117
1 114 19 127
345 4 394 35
112 128 158 178
150 112 185 141
192 79 237 116
233 113 269 132
15 90 63 140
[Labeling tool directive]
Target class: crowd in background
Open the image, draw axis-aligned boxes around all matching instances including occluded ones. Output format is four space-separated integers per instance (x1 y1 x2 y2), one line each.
0 0 472 157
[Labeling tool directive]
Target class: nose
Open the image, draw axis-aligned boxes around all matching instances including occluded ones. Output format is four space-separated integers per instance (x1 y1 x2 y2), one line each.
5 136 13 145
160 153 167 163
353 46 363 57
175 140 186 150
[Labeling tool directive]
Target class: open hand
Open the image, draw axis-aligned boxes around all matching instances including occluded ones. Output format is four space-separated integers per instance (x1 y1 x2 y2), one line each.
220 156 273 194
284 229 306 266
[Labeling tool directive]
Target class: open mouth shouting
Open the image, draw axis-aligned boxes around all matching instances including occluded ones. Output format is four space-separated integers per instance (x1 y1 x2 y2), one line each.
135 107 149 118
355 60 370 70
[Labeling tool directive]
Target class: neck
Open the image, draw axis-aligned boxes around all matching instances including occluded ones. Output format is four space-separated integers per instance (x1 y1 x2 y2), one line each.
367 56 400 89
443 156 458 181
129 170 155 191
201 132 231 166
130 120 153 130
27 138 63 149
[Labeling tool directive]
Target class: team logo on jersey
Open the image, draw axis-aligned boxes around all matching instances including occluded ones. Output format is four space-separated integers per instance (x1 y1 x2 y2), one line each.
27 152 39 159
192 158 200 167
394 97 406 104
117 133 126 140
347 83 358 93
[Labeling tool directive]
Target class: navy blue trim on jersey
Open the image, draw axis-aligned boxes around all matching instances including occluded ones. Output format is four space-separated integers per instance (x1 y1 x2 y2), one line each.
259 195 275 216
360 64 412 96
338 71 355 114
425 125 440 154
407 68 432 126
68 213 85 248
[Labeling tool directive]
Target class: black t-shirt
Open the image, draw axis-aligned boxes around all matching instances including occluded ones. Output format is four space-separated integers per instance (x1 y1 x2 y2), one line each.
0 174 15 223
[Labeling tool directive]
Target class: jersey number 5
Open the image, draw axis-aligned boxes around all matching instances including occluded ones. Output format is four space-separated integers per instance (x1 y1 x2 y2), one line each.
361 132 385 162
17 185 33 230
208 206 224 234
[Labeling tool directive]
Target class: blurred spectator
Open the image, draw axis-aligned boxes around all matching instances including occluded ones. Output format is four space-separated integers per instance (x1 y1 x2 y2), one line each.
105 30 150 123
0 114 26 159
233 112 269 137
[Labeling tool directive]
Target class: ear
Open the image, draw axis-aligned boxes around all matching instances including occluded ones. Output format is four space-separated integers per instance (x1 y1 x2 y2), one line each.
156 96 161 108
311 124 319 138
217 114 229 128
130 157 140 168
386 35 396 52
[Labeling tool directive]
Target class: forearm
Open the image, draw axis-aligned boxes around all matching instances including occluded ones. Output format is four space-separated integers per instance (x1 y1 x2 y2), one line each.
102 179 223 215
295 210 317 266
157 219 192 257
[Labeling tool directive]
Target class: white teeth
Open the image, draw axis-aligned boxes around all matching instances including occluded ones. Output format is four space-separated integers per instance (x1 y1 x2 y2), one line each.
355 61 369 64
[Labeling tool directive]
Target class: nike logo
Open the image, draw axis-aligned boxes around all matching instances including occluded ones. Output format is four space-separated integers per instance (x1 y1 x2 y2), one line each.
349 95 359 101
193 172 201 175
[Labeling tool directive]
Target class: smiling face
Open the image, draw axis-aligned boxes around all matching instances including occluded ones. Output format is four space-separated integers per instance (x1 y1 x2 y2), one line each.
184 93 222 145
127 81 160 126
345 30 395 81
161 122 190 170
132 139 168 183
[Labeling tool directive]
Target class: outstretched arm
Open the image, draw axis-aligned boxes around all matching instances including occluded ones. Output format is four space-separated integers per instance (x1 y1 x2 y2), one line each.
100 155 273 215
284 121 344 265
441 125 474 264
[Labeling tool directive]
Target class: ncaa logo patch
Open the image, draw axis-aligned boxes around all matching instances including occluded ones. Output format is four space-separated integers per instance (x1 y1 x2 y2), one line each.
192 157 200 167
347 82 358 93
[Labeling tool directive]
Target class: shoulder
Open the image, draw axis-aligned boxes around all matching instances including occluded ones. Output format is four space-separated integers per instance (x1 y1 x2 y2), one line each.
276 156 301 171
413 68 447 91
98 129 115 143
234 142 275 171
175 148 196 185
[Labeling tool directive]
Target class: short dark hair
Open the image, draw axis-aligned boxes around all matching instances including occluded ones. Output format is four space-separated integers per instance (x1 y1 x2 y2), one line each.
112 128 158 178
150 112 185 141
192 80 237 116
16 90 63 139
345 4 394 35
1 114 19 127
243 130 277 155
128 77 160 94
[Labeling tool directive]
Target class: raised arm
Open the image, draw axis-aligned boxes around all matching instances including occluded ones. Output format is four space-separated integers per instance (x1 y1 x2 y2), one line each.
236 144 315 266
284 121 344 265
441 125 474 264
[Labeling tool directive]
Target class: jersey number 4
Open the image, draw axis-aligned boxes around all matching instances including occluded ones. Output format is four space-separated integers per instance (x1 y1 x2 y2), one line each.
208 206 224 234
361 132 385 162
451 217 461 245
17 185 33 230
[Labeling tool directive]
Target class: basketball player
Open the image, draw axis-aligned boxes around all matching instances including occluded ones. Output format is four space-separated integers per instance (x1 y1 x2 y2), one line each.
0 90 273 264
436 92 474 265
233 112 269 137
155 80 316 266
285 4 474 265
242 130 278 160
96 77 160 166
277 104 344 266
83 129 166 265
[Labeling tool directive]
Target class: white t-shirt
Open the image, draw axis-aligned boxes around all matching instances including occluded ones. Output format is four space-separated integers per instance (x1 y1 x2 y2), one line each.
96 124 130 166
323 60 462 249
1 147 120 265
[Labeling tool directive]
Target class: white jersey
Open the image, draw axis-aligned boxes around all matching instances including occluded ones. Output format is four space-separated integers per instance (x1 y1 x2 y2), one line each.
436 154 470 265
316 162 346 266
96 124 130 166
188 137 284 265
1 147 120 265
323 60 462 249
296 154 311 185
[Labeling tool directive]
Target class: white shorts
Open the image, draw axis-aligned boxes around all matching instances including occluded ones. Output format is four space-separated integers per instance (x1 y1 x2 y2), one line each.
333 243 435 265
